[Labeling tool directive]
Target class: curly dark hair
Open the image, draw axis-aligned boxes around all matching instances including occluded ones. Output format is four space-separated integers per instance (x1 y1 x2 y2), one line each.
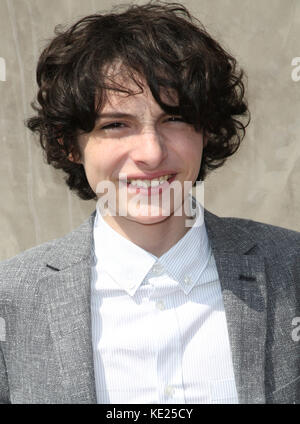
26 0 250 201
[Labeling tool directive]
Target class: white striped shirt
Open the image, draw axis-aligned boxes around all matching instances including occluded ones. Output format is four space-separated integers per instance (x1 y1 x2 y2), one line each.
91 197 238 404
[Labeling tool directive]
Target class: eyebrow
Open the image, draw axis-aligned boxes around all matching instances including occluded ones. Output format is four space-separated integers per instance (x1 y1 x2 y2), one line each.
97 110 179 121
97 112 135 120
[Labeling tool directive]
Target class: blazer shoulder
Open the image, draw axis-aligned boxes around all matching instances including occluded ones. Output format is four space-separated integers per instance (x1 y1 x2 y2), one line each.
224 215 300 253
0 232 70 297
0 211 95 298
1 239 51 272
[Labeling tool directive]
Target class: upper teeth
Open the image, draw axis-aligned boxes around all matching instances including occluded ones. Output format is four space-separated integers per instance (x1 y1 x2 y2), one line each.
128 174 172 188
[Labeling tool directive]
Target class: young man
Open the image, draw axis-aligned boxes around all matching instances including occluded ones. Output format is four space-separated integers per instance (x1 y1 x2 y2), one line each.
0 2 299 404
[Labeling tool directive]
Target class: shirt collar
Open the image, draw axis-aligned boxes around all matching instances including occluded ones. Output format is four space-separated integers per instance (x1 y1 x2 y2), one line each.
93 196 211 296
93 211 156 296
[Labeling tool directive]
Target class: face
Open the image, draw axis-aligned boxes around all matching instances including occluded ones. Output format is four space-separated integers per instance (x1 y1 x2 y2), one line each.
75 72 206 228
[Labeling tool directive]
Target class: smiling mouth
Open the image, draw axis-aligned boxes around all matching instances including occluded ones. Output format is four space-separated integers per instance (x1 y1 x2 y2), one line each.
126 174 176 188
118 174 177 196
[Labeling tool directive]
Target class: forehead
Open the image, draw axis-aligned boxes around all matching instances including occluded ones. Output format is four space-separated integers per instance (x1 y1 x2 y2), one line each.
98 62 178 112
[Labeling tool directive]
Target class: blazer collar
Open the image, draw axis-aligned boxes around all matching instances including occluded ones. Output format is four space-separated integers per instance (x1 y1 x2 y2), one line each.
45 210 97 271
204 208 258 255
44 207 267 404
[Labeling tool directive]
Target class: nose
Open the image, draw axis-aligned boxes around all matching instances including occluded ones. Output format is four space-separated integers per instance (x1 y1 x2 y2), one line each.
130 129 168 169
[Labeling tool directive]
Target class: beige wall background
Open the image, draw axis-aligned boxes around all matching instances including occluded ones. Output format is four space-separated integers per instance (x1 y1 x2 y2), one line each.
0 0 299 260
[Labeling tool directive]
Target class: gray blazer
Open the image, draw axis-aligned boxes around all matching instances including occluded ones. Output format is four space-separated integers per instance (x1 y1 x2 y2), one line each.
0 208 299 404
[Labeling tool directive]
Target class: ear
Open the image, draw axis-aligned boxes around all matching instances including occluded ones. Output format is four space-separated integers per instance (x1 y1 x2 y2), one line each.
57 138 82 164
67 152 82 164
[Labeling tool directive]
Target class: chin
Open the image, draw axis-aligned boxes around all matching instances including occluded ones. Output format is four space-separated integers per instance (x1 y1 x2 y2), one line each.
126 210 172 225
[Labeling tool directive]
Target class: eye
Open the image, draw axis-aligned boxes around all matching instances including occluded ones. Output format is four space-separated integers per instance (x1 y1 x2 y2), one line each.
165 116 185 123
100 122 127 130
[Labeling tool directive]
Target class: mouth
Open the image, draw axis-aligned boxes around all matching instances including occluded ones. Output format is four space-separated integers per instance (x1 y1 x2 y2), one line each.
124 174 177 195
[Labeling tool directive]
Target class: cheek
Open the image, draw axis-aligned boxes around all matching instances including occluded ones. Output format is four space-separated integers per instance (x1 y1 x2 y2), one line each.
82 144 122 180
83 150 100 172
80 147 103 187
178 136 203 163
191 133 204 157
180 136 204 181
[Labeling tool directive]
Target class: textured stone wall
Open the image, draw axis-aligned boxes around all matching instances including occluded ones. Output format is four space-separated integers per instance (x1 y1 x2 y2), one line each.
0 0 299 259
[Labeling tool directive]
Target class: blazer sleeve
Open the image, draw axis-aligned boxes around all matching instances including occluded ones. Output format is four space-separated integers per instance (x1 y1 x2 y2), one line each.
0 344 10 404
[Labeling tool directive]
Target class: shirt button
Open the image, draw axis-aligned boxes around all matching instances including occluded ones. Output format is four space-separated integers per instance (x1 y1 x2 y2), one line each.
183 275 192 285
155 300 165 311
152 263 163 274
164 385 175 398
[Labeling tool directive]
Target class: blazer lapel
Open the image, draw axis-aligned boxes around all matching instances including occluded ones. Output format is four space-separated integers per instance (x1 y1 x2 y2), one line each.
204 209 268 404
43 211 97 404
